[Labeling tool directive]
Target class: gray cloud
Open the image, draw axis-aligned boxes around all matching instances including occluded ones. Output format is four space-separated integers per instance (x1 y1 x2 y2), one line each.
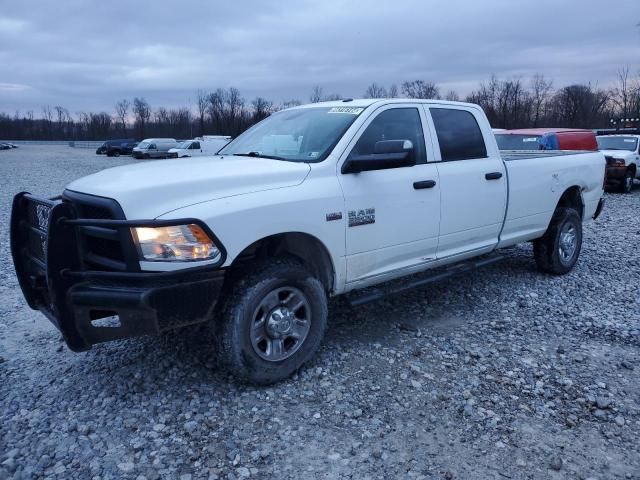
1 0 639 115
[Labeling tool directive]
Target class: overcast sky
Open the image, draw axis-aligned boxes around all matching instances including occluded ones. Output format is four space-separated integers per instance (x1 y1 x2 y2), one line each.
1 0 639 115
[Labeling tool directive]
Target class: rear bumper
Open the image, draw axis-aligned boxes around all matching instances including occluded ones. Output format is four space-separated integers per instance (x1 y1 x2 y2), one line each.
10 192 226 351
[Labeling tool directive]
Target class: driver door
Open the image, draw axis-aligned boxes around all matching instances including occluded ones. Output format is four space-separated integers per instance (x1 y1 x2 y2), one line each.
338 105 441 284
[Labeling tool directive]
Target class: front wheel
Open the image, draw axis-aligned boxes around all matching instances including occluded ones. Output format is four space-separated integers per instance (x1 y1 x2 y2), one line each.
533 207 582 275
621 169 634 193
217 258 327 384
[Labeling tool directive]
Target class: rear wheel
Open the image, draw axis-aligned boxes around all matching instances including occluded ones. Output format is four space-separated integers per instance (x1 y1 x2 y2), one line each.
533 207 582 275
113 150 120 157
217 258 327 384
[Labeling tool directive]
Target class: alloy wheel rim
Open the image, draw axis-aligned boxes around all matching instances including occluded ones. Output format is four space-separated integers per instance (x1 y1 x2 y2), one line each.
558 223 577 264
250 287 311 362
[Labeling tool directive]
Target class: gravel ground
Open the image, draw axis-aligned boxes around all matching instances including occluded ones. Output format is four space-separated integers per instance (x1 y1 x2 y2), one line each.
1 146 639 480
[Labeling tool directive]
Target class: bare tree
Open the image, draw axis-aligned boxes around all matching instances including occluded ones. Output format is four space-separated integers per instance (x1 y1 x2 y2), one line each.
54 106 68 138
612 66 632 119
132 97 151 138
309 85 323 103
364 82 388 98
196 90 208 136
207 89 225 132
252 97 273 122
530 74 553 126
401 80 440 99
388 84 399 98
115 99 130 136
41 105 53 139
445 90 460 102
548 83 610 128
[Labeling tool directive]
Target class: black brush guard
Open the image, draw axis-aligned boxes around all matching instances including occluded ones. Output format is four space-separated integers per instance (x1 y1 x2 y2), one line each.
10 192 225 351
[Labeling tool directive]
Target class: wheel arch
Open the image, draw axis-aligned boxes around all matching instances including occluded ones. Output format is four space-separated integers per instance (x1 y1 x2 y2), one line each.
555 186 584 220
228 232 336 292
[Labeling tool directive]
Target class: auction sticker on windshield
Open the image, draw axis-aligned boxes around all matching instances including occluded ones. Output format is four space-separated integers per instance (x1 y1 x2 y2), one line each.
328 107 364 114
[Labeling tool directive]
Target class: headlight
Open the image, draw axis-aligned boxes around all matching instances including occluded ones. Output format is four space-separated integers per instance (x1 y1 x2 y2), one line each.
132 224 221 262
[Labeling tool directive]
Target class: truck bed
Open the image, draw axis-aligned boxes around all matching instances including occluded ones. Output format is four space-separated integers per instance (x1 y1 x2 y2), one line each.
498 149 605 248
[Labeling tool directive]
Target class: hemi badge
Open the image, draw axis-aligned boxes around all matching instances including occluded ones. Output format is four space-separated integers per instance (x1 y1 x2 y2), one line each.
326 212 342 222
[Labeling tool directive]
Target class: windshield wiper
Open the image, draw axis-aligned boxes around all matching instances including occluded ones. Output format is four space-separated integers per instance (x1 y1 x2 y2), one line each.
233 152 285 160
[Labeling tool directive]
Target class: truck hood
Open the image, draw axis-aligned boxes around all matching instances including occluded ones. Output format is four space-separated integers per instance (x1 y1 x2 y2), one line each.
66 156 311 218
600 149 633 159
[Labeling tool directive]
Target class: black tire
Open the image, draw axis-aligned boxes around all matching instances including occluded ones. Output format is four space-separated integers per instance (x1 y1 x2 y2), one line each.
620 169 634 193
217 258 327 384
533 207 582 275
113 150 121 157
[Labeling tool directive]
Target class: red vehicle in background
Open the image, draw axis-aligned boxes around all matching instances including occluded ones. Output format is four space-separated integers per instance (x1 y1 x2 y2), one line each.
494 128 598 151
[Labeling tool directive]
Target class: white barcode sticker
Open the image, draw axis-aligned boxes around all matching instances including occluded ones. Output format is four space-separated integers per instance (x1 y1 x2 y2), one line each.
328 107 364 114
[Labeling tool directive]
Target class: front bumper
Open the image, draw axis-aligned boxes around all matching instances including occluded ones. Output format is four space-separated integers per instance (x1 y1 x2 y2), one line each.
605 164 627 184
10 192 225 351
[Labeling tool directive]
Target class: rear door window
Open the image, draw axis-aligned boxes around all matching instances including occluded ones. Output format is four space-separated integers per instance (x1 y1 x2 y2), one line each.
430 108 487 161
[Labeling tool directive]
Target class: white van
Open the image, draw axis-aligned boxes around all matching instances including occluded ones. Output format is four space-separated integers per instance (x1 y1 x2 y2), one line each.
132 138 177 159
167 136 232 158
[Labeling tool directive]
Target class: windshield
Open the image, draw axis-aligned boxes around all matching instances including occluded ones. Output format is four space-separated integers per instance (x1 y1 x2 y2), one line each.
495 134 543 150
176 141 192 149
219 106 364 162
137 142 150 149
596 136 637 151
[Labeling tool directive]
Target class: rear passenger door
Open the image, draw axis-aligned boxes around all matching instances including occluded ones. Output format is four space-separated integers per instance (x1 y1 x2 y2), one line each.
426 106 507 259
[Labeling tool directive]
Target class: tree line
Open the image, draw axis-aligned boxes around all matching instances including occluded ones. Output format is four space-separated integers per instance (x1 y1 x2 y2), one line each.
1 67 639 141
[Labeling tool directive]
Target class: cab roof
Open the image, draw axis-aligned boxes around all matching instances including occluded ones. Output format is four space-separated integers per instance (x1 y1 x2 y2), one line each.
290 98 477 110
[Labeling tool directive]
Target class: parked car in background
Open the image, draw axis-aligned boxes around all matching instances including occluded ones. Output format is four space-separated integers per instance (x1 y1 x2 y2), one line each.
597 135 639 193
167 136 231 158
106 140 138 157
0 143 12 150
132 138 177 159
495 128 598 151
96 139 136 155
11 99 605 384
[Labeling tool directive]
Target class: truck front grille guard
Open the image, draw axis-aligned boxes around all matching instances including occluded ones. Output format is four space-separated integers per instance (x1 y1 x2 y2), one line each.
11 192 227 350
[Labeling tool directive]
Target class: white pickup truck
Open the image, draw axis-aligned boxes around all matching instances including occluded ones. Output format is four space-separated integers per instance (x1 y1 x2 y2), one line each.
11 99 605 384
596 134 639 193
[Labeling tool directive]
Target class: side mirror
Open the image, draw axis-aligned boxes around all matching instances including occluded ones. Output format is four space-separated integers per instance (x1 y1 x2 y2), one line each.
342 139 415 174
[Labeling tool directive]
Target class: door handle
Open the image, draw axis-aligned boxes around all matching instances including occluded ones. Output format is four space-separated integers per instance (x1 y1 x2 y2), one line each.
485 172 503 180
413 180 437 189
